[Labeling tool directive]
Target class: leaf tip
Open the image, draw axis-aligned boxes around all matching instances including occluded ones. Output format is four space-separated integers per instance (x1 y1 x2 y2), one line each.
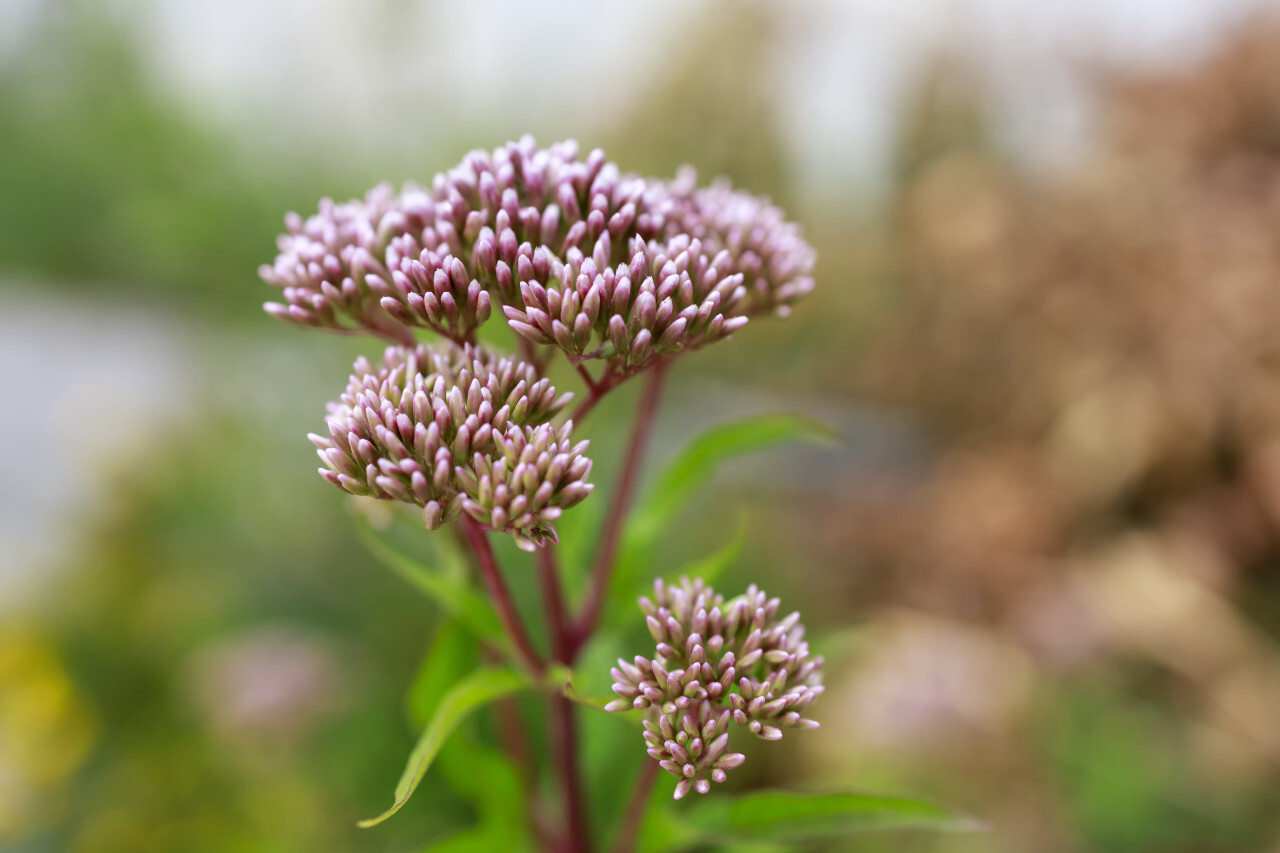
355 807 397 829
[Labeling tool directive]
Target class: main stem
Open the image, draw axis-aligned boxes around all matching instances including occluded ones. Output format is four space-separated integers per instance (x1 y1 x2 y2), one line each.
472 360 669 850
461 516 543 675
537 545 592 853
537 547 571 663
571 361 668 657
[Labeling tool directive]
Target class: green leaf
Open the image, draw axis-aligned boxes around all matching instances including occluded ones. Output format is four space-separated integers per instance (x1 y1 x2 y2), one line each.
638 414 840 531
548 662 646 725
354 515 506 646
407 618 479 729
612 414 839 612
417 641 531 850
358 667 530 828
658 509 748 593
682 790 983 844
424 737 532 852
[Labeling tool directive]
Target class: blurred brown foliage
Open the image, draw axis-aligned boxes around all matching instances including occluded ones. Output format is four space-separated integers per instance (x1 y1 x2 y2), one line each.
796 17 1280 853
858 20 1280 609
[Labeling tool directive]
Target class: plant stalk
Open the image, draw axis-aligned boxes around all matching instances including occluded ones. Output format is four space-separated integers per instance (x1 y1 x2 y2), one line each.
549 695 592 853
571 361 668 656
538 544 592 852
461 516 544 675
536 546 571 663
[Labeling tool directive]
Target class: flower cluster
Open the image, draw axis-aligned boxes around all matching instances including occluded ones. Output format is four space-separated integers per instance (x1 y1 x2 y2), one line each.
261 137 814 367
309 342 591 549
607 577 823 799
501 236 749 372
659 168 817 317
263 138 815 545
260 183 420 343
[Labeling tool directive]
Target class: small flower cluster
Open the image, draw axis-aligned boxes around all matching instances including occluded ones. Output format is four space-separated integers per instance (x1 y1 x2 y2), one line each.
501 237 749 372
607 577 823 799
260 183 420 343
310 342 591 550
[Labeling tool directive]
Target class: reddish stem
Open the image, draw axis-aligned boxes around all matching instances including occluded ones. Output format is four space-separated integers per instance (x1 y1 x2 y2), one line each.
461 517 544 675
537 544 592 852
567 366 621 424
570 361 668 657
550 696 592 853
574 361 601 393
536 546 571 663
611 759 659 853
367 306 418 347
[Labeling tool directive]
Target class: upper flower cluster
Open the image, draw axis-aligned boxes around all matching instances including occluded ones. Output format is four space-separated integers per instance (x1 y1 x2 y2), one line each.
264 139 815 546
607 577 823 799
261 137 815 372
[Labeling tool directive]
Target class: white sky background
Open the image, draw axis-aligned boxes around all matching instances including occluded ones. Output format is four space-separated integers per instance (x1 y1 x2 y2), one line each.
4 0 1276 197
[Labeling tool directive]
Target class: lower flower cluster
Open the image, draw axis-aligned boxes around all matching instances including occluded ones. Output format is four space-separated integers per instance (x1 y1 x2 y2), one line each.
309 341 592 549
607 577 823 799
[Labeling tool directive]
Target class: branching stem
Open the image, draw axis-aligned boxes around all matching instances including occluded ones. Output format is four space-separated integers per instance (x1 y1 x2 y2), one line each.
550 696 592 853
570 360 668 658
567 365 621 424
537 544 592 852
537 546 571 663
461 516 544 675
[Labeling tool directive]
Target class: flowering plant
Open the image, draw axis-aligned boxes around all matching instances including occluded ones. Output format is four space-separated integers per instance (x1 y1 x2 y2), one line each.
262 138 970 851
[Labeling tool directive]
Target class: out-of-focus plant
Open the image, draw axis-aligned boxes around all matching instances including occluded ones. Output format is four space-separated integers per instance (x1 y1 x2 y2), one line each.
260 137 972 851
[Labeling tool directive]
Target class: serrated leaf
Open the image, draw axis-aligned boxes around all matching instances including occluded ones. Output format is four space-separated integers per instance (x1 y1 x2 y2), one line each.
354 515 506 646
359 667 530 828
682 790 983 843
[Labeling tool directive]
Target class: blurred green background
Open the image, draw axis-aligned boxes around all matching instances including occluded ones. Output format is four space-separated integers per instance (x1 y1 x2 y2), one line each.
4 1 1280 851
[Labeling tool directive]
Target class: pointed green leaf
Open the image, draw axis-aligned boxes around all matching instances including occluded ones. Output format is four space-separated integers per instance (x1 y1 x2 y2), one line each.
358 667 530 828
612 414 839 611
682 790 983 843
354 515 506 645
425 737 532 851
407 618 479 729
638 414 840 531
659 509 747 593
548 662 646 725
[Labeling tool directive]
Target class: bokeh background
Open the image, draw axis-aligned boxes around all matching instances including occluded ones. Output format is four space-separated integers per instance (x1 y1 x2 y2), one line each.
4 0 1280 850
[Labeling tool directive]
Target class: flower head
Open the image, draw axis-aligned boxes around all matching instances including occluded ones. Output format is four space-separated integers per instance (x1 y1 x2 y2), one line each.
501 236 749 373
454 421 594 551
263 139 815 356
269 140 817 544
309 342 588 545
607 577 823 799
260 183 420 342
661 169 817 318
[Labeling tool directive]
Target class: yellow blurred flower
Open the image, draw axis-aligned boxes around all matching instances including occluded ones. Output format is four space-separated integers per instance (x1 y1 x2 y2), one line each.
0 624 97 842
